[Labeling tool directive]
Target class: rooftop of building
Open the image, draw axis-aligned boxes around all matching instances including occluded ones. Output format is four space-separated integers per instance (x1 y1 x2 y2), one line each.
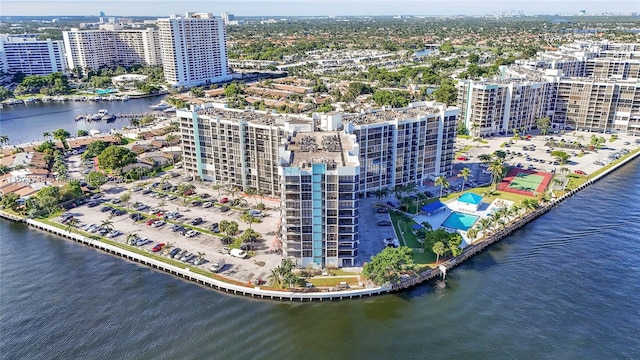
341 103 451 125
286 132 355 169
193 107 312 127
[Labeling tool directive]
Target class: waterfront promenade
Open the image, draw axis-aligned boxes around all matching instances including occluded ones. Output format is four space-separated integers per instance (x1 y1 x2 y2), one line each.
2 147 638 301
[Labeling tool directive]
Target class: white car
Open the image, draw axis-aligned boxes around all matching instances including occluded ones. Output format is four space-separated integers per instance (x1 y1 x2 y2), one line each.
202 201 213 208
151 220 166 228
184 229 199 238
106 230 121 238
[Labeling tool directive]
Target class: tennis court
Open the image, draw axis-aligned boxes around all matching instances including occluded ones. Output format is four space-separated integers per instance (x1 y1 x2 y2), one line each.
498 168 553 197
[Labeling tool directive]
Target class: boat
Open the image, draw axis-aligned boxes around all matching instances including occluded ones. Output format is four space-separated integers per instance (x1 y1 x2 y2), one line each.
121 95 130 102
149 100 172 110
163 106 177 113
98 109 109 116
102 114 117 122
74 114 86 121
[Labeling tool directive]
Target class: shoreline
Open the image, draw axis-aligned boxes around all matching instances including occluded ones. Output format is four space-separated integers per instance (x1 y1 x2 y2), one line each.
1 149 639 301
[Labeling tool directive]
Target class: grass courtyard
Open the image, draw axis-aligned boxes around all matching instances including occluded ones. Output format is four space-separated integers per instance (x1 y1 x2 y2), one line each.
389 211 437 266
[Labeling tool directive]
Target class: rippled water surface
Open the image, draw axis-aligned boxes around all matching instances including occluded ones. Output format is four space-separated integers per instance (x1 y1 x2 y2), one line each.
1 160 639 360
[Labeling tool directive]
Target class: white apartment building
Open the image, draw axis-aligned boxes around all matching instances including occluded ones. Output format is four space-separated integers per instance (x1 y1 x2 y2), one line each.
0 34 66 75
158 12 232 87
458 41 640 136
279 132 361 268
62 28 161 69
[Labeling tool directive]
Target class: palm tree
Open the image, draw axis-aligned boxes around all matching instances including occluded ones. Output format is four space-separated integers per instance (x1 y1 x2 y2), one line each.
269 266 284 288
374 188 388 205
466 228 479 241
487 159 504 190
457 168 471 192
43 131 51 141
126 232 139 245
245 188 258 205
196 251 206 261
65 218 80 234
434 176 449 198
393 185 406 201
479 218 492 235
432 241 447 264
164 242 174 255
0 135 9 146
101 219 114 231
212 184 222 198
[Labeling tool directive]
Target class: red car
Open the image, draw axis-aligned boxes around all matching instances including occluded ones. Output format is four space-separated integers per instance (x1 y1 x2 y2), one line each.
146 219 155 226
574 170 587 175
220 197 229 204
151 243 165 252
456 156 468 161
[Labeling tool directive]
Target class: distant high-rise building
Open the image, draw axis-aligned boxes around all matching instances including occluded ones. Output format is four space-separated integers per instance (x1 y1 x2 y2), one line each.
62 28 161 70
158 12 231 87
0 34 66 75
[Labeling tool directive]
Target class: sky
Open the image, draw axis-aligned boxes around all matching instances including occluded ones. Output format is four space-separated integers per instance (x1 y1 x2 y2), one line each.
1 0 638 17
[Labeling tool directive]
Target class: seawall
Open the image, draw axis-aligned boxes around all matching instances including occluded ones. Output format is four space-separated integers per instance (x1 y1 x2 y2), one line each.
1 149 638 301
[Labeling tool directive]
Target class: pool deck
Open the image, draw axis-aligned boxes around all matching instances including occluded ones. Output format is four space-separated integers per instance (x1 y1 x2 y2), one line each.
410 197 514 248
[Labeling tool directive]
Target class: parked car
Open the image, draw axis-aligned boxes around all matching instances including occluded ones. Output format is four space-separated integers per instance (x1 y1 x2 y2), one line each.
191 201 202 207
378 221 392 226
219 206 230 212
202 201 213 208
175 250 188 260
130 213 146 221
574 169 587 175
193 256 206 265
230 248 247 259
376 208 389 213
185 229 199 238
106 230 121 238
220 197 229 204
151 220 166 228
180 252 193 262
151 243 166 252
200 193 211 199
136 238 153 247
111 209 126 216
190 217 203 225
383 238 400 248
169 247 182 258
248 210 263 217
166 195 178 201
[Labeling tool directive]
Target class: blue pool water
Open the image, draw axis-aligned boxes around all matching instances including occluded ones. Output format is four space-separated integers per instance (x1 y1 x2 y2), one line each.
442 212 479 231
95 88 117 95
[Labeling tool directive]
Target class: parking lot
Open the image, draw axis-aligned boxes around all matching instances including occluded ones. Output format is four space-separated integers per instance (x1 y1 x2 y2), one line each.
59 176 284 285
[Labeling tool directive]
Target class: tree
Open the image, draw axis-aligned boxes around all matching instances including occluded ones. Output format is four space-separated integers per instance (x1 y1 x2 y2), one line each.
97 145 137 172
536 117 551 135
163 242 175 255
434 175 450 198
551 150 570 164
52 128 71 149
81 140 109 160
0 192 20 210
457 168 471 192
362 246 414 286
43 131 51 140
374 188 388 205
65 218 80 234
101 218 114 231
432 81 457 105
77 130 89 137
240 212 258 230
432 241 447 264
245 188 258 205
488 159 504 190
85 171 107 191
190 87 205 97
126 232 139 245
478 154 492 165
0 135 9 146
120 191 132 209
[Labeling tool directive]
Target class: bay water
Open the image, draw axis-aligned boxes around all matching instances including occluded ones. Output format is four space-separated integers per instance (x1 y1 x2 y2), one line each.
1 159 639 359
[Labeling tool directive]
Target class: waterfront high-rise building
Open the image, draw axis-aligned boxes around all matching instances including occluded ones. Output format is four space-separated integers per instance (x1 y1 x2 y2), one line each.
177 102 459 268
0 34 66 75
62 28 161 70
279 132 361 268
158 12 232 87
457 41 640 136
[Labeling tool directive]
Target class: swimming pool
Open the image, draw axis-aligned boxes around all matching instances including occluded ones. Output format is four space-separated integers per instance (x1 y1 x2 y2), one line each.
442 212 479 231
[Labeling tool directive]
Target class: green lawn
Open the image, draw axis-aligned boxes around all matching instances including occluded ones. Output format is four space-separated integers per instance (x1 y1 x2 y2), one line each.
306 276 360 287
440 185 531 205
389 211 437 265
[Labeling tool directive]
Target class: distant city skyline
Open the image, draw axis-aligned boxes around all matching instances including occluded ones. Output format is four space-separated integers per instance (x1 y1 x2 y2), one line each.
1 0 638 17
